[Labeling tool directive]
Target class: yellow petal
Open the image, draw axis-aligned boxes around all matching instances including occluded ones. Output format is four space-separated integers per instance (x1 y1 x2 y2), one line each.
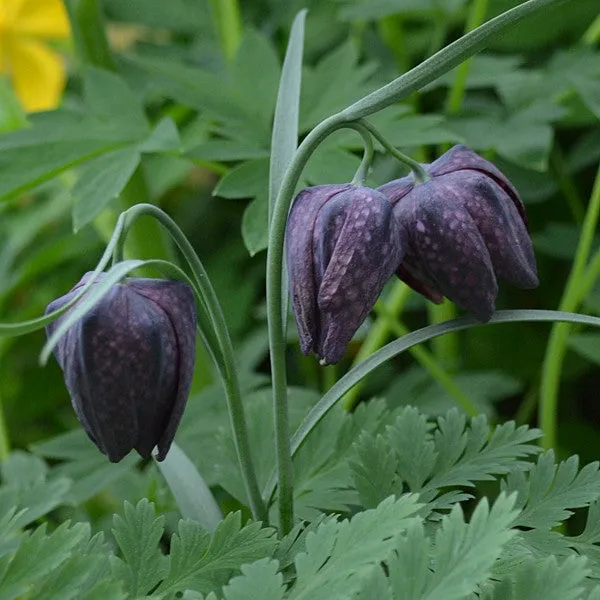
0 0 28 29
6 36 66 112
12 0 71 39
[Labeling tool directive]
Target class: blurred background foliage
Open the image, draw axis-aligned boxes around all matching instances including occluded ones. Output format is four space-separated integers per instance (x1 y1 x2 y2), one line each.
0 0 600 527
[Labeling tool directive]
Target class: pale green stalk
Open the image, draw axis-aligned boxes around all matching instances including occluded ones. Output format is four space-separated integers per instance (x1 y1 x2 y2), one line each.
539 161 600 449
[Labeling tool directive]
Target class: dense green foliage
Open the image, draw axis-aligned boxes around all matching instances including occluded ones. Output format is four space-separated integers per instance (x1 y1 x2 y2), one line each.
1 0 600 597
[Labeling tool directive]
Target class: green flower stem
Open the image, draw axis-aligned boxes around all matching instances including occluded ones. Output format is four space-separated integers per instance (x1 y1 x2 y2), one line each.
342 281 413 411
209 0 243 62
349 124 375 186
122 204 268 523
65 0 116 71
539 160 600 450
341 0 570 121
375 302 479 417
583 12 600 45
0 391 10 461
358 119 429 183
445 0 490 114
266 0 571 530
550 143 585 224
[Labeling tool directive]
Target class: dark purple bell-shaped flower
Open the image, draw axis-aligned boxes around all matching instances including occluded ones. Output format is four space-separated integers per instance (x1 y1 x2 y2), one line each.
377 145 538 321
46 274 197 462
286 184 406 364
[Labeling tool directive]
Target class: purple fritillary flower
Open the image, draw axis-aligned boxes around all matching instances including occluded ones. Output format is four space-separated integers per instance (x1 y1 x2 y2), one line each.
46 274 197 462
378 145 539 321
286 184 406 364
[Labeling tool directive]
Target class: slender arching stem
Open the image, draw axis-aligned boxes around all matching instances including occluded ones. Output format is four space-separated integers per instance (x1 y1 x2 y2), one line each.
120 204 268 523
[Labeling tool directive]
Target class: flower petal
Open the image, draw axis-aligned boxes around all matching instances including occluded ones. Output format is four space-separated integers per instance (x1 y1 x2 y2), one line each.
315 187 406 363
5 36 65 111
429 145 528 226
396 181 498 321
285 184 351 356
11 0 70 39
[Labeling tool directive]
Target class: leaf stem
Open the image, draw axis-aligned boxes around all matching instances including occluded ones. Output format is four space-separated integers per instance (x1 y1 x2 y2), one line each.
539 161 600 449
122 204 268 523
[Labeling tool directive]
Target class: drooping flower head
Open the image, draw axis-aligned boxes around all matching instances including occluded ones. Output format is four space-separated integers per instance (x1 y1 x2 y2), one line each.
46 274 197 462
378 145 538 321
286 184 406 364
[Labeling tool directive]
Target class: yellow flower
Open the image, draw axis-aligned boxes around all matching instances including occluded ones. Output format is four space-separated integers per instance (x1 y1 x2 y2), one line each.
0 0 70 112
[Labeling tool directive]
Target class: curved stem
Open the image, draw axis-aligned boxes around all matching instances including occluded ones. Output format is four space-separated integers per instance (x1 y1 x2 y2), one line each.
348 123 374 186
358 119 429 183
539 161 600 449
263 309 600 504
0 390 10 460
122 204 268 523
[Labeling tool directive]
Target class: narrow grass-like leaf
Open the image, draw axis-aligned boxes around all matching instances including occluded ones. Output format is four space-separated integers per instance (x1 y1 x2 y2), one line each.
269 9 305 222
155 443 223 532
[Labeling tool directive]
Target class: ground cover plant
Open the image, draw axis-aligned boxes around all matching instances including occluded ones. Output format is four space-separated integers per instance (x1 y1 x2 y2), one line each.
1 0 600 597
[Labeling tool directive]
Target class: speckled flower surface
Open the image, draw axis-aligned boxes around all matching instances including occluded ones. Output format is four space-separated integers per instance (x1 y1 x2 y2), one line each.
46 274 197 462
286 184 406 364
378 145 538 321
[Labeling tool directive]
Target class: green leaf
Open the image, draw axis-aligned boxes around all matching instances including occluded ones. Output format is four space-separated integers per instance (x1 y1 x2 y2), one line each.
507 451 600 529
0 522 88 599
213 158 270 200
300 41 378 130
26 534 114 600
139 117 182 153
569 333 600 365
390 495 517 600
155 442 223 531
156 513 277 597
242 196 269 256
0 79 27 134
572 76 600 120
111 500 167 597
222 559 285 600
483 555 590 600
232 31 281 136
349 431 402 509
269 10 305 221
83 67 149 138
289 495 422 600
71 146 141 231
